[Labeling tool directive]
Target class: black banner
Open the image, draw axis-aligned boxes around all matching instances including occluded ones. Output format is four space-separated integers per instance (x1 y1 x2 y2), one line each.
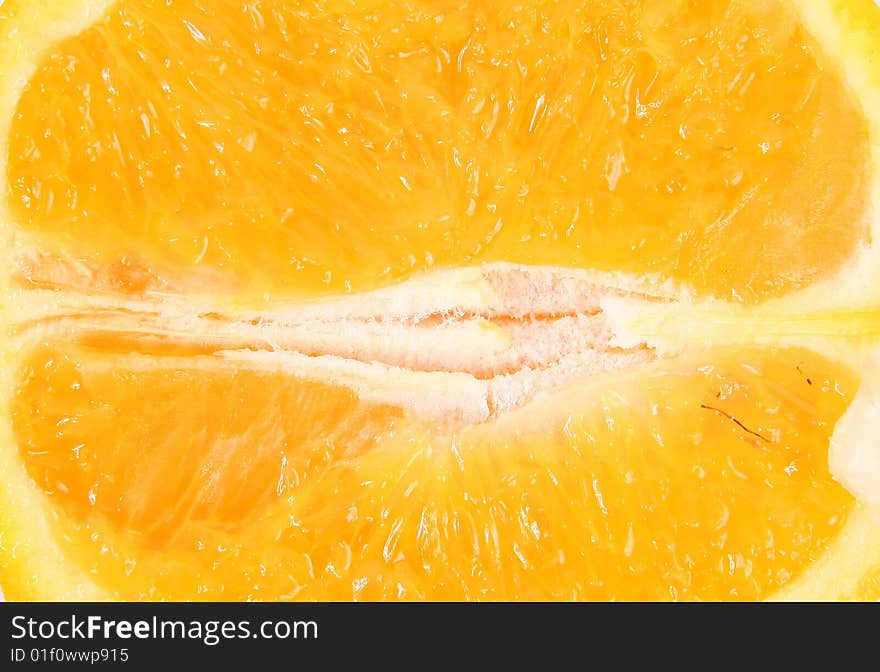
0 602 873 667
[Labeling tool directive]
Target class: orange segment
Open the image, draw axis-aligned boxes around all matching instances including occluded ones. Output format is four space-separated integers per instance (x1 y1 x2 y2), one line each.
7 0 871 302
11 344 405 545
10 340 856 600
295 346 857 600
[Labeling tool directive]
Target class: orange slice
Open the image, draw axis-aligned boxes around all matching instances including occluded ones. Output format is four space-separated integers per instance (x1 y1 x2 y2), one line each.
1 0 880 601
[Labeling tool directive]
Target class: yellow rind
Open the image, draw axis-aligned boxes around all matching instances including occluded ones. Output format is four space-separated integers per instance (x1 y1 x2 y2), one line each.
773 505 880 601
0 0 117 602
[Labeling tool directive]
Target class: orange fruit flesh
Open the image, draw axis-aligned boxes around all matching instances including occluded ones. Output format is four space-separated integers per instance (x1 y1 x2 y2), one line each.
11 340 855 600
7 0 871 303
1 0 878 602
